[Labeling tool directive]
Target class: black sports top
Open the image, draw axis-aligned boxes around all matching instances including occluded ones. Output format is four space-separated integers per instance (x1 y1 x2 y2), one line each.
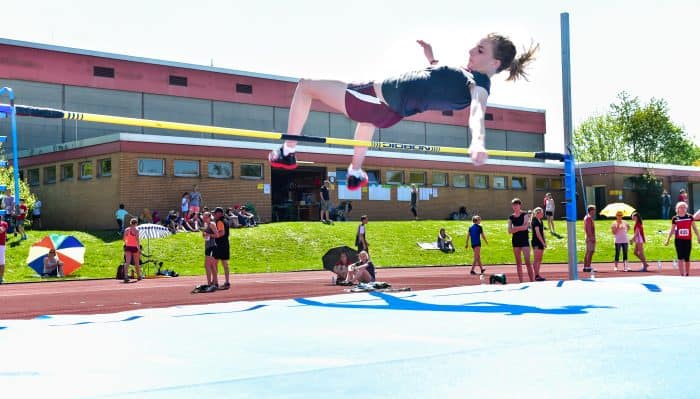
381 66 491 117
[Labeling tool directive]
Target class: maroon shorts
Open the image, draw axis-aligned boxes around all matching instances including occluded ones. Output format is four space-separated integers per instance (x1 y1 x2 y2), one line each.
345 82 403 128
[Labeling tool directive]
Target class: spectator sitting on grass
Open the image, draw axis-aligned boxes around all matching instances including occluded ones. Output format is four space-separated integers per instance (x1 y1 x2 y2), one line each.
165 210 184 233
437 227 455 252
139 208 152 224
42 249 64 277
226 208 241 228
152 210 161 225
239 206 257 227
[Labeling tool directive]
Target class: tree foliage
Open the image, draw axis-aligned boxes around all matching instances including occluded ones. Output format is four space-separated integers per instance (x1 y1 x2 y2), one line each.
0 167 37 211
573 92 699 165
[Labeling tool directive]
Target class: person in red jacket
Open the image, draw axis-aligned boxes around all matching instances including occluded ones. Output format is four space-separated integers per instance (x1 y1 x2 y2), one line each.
16 198 28 241
0 215 7 284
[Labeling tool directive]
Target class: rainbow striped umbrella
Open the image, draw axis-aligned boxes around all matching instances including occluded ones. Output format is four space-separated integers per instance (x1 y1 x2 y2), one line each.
27 234 85 276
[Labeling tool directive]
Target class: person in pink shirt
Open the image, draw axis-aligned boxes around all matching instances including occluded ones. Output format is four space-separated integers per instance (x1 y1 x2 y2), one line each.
630 212 650 272
611 211 630 272
0 215 7 284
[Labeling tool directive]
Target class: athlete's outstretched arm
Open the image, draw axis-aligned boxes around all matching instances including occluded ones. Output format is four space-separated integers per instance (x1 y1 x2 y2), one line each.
416 40 438 64
468 85 489 166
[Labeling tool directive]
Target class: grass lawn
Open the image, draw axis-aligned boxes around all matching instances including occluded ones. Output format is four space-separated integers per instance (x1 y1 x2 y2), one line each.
2 219 696 283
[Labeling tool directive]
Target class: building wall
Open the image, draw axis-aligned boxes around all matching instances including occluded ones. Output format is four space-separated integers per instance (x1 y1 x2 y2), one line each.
25 154 120 229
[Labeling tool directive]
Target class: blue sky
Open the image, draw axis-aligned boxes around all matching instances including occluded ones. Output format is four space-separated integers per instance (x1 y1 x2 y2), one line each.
2 0 698 152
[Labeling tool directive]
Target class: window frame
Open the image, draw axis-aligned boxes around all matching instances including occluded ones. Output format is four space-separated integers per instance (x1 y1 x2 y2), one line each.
493 176 507 190
137 159 165 176
473 175 489 189
43 165 57 184
97 158 112 178
27 168 40 186
511 176 527 190
452 174 469 188
432 172 448 187
408 171 427 186
61 163 74 181
79 161 93 180
208 161 233 179
173 159 200 178
240 163 263 180
386 170 404 185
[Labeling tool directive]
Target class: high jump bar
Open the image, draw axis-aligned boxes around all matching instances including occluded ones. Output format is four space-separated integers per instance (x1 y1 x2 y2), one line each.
2 104 565 161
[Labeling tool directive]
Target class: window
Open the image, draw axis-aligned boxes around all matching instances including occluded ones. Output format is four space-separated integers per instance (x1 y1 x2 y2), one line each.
550 178 563 190
98 158 112 177
493 176 507 190
485 113 494 121
43 166 57 184
623 177 637 190
535 177 549 190
93 66 115 78
441 110 453 116
169 75 188 86
137 159 164 176
28 169 40 186
208 162 233 179
452 174 468 188
79 161 93 180
336 168 347 183
366 170 380 185
511 176 526 190
236 83 253 94
61 164 74 181
408 171 426 185
174 160 200 177
240 163 263 179
473 175 489 189
386 170 404 185
432 172 448 187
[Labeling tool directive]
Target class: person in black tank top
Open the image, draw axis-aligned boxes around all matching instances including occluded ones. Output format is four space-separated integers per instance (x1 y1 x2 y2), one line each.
508 198 534 283
530 207 547 281
268 35 538 190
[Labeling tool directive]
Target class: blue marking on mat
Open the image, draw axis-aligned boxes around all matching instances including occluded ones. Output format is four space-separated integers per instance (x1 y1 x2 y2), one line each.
295 291 613 316
173 304 268 318
642 283 661 292
556 280 564 287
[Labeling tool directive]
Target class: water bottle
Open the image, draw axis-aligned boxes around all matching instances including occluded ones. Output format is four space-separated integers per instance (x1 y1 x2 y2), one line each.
657 260 662 271
331 275 336 285
479 273 485 284
672 260 678 269
624 260 629 272
590 269 595 280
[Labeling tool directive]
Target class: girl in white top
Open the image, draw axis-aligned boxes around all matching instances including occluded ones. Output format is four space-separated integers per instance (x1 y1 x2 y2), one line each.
544 193 556 234
611 211 630 271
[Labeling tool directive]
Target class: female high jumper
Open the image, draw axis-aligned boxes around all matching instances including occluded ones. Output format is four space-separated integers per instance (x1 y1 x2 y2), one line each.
269 34 538 189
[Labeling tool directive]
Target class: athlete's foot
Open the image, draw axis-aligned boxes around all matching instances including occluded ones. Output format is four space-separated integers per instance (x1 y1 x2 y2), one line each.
269 146 297 170
470 270 477 275
347 169 368 191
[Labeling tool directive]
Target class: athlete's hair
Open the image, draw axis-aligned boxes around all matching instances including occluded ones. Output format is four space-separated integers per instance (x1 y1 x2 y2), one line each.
631 211 643 224
487 33 539 82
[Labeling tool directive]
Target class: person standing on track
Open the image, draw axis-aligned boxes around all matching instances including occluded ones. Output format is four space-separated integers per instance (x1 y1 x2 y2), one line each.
583 205 596 273
213 207 231 289
0 215 7 284
611 211 630 272
122 218 141 283
530 207 546 281
466 215 487 275
508 198 533 282
201 211 219 290
630 211 651 272
665 202 700 276
268 35 538 189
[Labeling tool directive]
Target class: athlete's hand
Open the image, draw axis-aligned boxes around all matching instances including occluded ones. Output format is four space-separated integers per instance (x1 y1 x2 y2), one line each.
416 40 435 63
469 141 488 166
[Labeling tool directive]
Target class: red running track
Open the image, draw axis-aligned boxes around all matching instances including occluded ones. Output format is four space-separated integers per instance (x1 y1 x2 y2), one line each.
0 262 691 319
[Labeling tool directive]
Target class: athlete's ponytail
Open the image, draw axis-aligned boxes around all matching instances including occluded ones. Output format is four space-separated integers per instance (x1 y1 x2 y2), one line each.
487 33 539 82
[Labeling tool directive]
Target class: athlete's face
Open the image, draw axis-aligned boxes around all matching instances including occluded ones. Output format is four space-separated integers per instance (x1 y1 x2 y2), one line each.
467 38 499 74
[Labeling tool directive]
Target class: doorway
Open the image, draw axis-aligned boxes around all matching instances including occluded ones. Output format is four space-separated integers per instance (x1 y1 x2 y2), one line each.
271 166 327 221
